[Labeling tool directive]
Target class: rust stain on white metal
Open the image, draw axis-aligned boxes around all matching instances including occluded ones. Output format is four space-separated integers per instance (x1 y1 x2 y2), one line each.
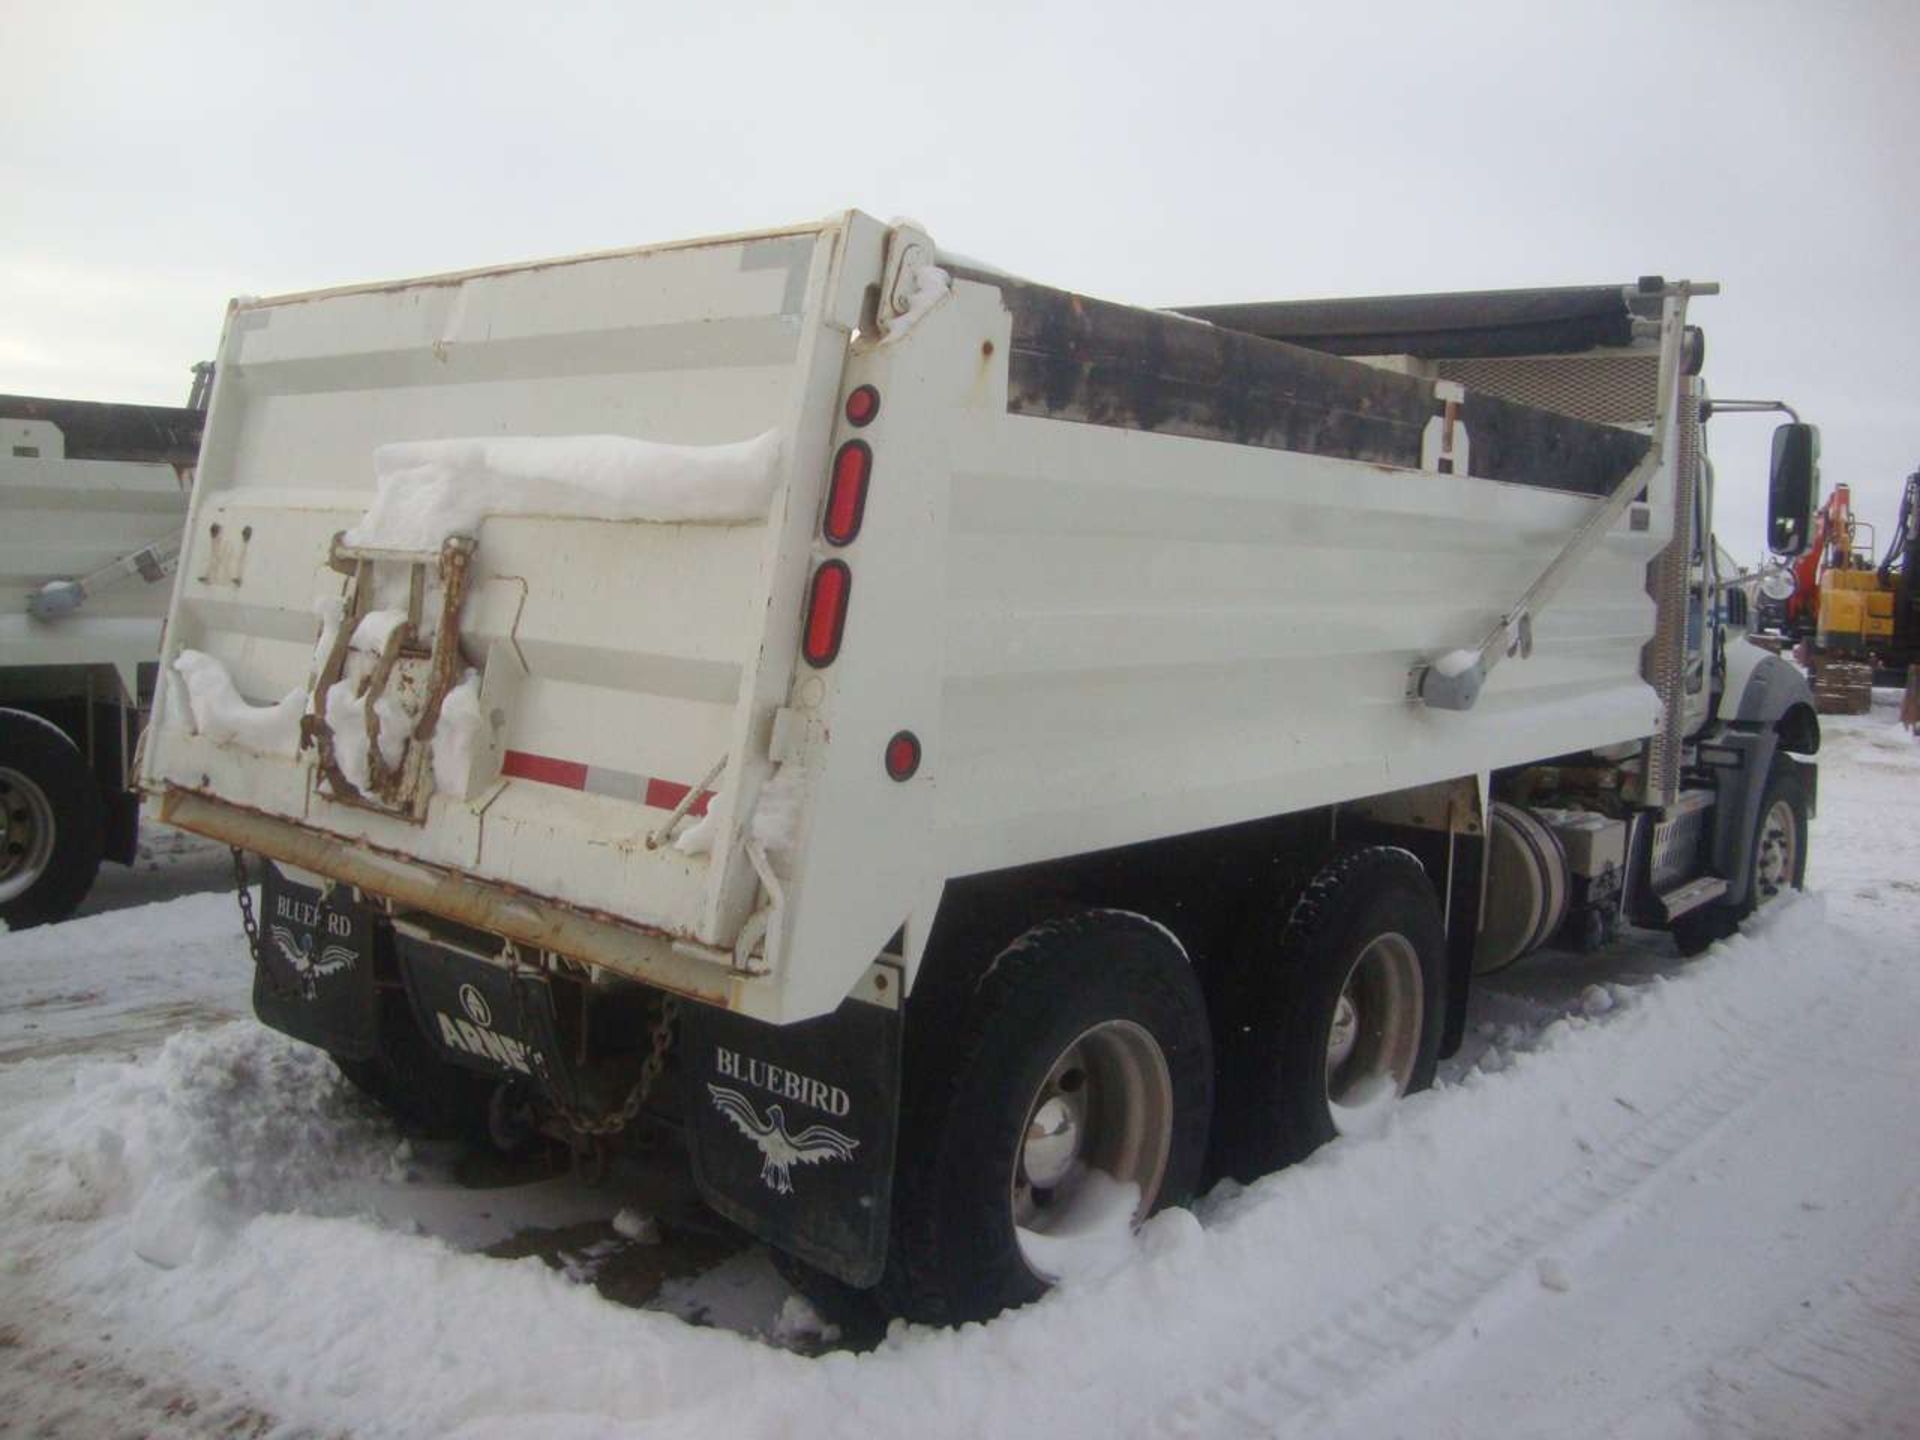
158 788 737 1007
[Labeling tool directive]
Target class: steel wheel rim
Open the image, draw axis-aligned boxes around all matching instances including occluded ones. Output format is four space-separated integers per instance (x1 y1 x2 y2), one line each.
1011 1019 1174 1280
1325 931 1422 1130
1754 797 1798 902
0 765 57 905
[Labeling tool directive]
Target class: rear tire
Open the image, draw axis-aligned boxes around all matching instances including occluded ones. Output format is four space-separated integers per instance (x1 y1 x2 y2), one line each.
882 910 1213 1325
1209 846 1447 1182
0 710 104 928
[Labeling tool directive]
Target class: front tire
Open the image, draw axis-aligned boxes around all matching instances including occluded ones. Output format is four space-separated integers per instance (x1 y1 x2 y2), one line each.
1209 846 1447 1182
0 710 104 928
883 911 1213 1324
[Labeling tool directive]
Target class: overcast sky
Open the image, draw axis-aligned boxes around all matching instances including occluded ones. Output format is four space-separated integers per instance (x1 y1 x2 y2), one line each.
7 0 1915 564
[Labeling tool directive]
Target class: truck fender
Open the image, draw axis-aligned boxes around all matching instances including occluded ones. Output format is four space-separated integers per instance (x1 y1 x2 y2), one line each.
1729 650 1819 754
1706 655 1818 908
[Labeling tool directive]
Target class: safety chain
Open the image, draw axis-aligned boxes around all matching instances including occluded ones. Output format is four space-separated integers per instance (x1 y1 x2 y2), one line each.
231 846 262 959
558 995 680 1137
231 846 321 1000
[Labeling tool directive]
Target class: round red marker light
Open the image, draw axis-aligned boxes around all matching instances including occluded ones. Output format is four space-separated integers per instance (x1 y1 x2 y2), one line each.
884 730 921 781
845 385 880 427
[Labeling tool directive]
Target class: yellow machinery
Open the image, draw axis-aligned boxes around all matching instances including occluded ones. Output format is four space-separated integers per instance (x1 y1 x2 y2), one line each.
1774 466 1918 721
1815 566 1897 654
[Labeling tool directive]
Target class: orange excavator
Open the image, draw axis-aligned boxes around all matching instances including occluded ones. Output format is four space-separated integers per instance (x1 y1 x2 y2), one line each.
1773 474 1918 716
1783 486 1847 634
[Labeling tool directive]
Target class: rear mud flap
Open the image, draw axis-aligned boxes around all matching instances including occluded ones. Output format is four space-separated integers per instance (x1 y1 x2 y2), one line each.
252 862 380 1061
394 933 582 1109
682 974 902 1288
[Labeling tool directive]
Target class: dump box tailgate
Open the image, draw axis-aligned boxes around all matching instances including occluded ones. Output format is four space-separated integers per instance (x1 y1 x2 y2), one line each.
143 223 858 953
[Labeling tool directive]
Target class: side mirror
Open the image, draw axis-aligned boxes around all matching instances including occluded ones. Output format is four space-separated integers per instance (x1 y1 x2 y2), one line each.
1724 586 1749 629
1767 423 1819 556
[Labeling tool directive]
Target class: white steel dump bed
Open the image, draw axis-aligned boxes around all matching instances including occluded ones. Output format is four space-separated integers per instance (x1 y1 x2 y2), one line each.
147 214 1688 1025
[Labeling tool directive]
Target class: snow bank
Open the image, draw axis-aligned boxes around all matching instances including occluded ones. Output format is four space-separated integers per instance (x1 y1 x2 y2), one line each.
343 429 783 552
171 650 304 757
5 1024 398 1266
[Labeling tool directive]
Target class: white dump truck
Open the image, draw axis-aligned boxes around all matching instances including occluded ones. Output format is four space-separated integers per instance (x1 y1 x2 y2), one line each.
139 214 1821 1323
2 387 205 924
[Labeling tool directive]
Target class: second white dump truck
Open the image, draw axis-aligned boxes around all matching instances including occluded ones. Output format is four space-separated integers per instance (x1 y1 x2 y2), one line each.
2 388 204 925
140 214 1821 1323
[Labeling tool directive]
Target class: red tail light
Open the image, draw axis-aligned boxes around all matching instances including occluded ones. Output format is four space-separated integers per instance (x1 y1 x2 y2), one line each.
824 441 872 546
803 560 851 666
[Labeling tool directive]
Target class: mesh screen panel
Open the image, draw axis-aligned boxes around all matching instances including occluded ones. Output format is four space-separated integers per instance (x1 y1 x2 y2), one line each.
1437 354 1659 427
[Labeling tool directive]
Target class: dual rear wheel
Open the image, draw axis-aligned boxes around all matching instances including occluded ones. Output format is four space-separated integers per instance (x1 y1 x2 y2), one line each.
1209 846 1446 1180
824 847 1445 1326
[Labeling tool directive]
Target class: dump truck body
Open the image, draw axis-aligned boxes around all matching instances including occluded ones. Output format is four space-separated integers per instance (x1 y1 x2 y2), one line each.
139 214 1817 1305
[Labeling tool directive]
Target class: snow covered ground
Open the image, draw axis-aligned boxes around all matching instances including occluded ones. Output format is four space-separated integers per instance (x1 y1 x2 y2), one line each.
2 699 1917 1438
71 823 232 922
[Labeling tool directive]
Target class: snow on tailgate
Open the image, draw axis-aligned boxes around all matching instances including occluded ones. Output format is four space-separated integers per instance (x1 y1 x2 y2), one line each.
144 224 842 948
349 430 782 549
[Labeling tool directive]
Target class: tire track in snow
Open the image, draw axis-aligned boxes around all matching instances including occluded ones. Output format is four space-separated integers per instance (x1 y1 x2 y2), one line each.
1591 1179 1920 1439
0 1322 282 1438
1153 978 1859 1439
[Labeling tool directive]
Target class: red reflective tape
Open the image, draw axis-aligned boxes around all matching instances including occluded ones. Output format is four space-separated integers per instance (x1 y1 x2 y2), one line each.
505 750 711 814
644 777 713 817
501 750 588 789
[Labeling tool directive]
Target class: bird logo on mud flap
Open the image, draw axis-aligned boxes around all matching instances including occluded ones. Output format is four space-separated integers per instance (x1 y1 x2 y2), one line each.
268 924 357 981
708 1046 858 1194
433 982 542 1077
